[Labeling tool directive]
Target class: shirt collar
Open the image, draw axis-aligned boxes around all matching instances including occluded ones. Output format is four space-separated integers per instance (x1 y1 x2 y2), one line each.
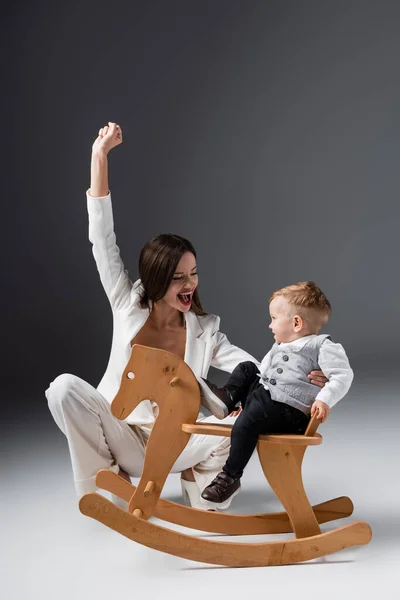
278 334 317 350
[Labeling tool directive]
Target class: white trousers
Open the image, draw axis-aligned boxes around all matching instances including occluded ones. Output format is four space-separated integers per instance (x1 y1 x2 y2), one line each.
46 373 234 497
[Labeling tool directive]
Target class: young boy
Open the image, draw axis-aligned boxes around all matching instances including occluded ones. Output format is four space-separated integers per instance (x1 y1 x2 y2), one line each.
199 281 354 508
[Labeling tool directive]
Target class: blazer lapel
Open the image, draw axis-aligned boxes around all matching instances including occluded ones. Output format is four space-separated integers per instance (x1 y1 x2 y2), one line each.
126 309 149 352
184 311 206 377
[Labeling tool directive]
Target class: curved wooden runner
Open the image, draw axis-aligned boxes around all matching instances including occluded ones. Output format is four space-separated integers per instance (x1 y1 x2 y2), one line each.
80 493 372 567
95 469 354 535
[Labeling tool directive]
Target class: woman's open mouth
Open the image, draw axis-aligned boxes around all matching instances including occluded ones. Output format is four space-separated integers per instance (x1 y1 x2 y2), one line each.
177 290 193 307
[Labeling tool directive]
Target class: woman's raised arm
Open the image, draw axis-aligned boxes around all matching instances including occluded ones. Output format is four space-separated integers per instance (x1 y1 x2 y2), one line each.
89 122 122 197
87 123 133 311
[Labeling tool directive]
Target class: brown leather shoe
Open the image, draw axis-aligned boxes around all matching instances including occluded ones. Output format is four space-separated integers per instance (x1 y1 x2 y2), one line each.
198 378 236 419
201 471 241 508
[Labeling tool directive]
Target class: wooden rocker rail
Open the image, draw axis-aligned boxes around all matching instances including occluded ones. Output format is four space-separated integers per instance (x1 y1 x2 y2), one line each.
80 494 371 567
79 344 372 567
94 469 355 535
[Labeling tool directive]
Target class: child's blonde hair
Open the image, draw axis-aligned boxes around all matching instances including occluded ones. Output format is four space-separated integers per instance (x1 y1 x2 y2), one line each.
270 281 331 328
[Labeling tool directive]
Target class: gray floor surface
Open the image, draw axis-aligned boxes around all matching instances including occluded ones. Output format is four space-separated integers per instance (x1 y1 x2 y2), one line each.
2 376 399 600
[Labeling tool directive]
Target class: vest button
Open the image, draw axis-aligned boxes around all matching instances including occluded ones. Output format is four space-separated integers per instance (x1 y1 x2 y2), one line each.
277 368 283 374
283 355 289 361
270 378 276 385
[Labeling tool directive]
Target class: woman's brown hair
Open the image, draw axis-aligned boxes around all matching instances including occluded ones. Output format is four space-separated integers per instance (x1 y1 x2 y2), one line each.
138 234 206 316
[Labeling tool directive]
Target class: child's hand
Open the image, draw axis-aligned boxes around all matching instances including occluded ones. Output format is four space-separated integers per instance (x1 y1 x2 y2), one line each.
311 400 330 423
229 407 242 417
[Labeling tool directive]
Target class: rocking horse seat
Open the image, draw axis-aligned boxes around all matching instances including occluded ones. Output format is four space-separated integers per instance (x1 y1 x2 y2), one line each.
181 422 322 446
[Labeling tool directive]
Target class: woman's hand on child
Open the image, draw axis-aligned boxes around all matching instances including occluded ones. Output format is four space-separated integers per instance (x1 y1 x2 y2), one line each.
92 122 123 155
311 400 330 422
308 370 328 387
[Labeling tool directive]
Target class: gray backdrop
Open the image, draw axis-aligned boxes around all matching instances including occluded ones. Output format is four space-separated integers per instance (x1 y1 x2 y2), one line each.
3 0 399 414
2 3 399 597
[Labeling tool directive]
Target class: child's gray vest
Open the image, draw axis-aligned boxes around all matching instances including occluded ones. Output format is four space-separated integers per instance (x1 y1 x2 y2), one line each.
260 334 332 415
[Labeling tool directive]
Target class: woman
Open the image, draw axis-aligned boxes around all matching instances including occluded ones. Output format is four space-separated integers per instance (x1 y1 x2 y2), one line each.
46 122 327 510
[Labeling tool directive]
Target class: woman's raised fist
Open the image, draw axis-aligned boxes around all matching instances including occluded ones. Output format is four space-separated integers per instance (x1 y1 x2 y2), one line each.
92 122 123 154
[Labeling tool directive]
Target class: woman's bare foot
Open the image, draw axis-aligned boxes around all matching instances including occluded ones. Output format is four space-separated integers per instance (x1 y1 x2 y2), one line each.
181 468 195 482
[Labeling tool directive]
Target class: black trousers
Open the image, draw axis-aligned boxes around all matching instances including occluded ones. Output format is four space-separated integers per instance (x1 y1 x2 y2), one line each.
223 361 310 479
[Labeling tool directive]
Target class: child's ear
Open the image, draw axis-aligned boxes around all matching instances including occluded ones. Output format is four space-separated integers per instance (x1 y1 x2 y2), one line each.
293 314 303 332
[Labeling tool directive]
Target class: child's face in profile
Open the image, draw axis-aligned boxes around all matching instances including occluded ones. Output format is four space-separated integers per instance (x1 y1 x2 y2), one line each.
268 296 300 344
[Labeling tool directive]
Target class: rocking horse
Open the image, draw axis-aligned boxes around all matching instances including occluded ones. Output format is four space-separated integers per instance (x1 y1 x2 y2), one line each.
79 344 372 567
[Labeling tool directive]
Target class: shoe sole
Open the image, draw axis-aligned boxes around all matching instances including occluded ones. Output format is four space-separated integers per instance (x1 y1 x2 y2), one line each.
181 478 220 511
198 379 228 420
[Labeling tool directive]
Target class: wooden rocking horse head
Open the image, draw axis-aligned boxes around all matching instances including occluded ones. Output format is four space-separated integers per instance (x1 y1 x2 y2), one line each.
107 344 202 519
111 344 201 422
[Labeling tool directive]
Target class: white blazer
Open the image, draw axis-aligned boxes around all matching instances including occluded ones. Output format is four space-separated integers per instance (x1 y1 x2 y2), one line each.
87 191 259 425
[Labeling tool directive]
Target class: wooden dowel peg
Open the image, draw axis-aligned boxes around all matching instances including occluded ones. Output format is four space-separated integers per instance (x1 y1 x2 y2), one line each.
133 509 143 519
169 377 179 387
144 481 155 497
